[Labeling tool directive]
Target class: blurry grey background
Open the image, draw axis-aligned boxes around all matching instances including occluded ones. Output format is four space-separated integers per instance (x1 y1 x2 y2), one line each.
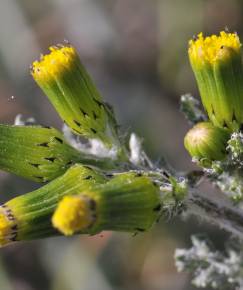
0 0 240 289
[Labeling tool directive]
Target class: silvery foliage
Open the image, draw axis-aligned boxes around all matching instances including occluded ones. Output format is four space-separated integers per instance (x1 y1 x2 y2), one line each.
175 235 243 289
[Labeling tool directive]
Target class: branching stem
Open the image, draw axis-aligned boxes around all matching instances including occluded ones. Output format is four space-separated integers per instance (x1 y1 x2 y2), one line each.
186 190 243 239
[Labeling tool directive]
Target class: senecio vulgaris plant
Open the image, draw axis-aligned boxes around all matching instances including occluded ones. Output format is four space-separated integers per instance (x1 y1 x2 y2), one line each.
2 30 243 288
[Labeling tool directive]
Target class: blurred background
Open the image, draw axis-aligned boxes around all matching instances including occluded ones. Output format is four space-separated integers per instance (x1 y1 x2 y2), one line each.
0 0 241 289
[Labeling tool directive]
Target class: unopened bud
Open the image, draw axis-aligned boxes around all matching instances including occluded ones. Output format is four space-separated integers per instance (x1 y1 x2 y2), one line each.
184 122 230 164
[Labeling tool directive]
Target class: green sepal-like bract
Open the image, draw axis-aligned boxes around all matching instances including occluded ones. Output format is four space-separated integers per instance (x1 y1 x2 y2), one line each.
213 47 243 130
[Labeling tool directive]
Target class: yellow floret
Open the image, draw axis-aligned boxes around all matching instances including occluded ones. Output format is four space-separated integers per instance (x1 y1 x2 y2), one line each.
31 45 78 82
189 31 241 64
52 195 94 236
0 206 17 246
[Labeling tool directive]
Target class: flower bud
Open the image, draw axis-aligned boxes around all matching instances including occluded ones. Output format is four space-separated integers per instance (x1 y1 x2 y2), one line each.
188 31 243 131
184 122 230 163
52 195 95 236
0 166 161 246
52 172 161 236
0 165 106 246
0 124 119 182
0 125 83 182
31 45 119 147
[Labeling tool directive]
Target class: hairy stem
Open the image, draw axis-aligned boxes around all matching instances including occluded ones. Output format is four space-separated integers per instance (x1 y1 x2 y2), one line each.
186 190 243 239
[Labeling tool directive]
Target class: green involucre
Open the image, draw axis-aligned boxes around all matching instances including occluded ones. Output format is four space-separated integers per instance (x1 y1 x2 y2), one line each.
90 172 161 233
184 122 230 164
190 46 243 131
0 124 120 182
0 125 82 182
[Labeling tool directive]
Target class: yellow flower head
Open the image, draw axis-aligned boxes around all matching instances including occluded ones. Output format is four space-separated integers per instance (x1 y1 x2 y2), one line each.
31 45 78 82
31 44 119 146
189 31 241 65
52 195 95 236
188 30 243 131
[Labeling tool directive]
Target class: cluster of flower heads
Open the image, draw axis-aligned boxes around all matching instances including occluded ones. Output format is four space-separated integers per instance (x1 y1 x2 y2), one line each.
184 31 243 168
2 29 243 247
0 44 169 246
